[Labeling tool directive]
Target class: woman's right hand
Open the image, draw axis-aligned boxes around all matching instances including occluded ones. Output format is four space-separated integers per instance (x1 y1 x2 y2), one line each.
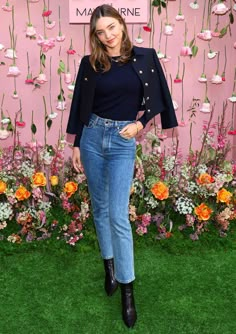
72 147 83 173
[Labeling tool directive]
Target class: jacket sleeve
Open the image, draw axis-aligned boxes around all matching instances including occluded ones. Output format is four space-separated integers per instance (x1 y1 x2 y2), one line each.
66 57 86 136
152 49 178 129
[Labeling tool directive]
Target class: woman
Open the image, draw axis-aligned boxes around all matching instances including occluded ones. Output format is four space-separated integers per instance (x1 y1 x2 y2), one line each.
67 4 178 328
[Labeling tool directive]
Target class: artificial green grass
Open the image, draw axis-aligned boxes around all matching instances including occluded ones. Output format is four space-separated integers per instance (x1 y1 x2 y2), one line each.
1 231 236 334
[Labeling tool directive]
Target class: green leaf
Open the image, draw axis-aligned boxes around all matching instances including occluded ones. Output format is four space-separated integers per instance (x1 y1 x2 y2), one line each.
47 119 52 130
189 38 195 48
59 60 65 73
229 12 234 24
158 6 161 15
40 53 46 67
152 0 160 6
219 26 227 38
31 123 37 134
191 45 198 57
161 0 166 8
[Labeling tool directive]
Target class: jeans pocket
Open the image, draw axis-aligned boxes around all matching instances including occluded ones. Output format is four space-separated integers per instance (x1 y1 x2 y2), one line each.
85 118 96 129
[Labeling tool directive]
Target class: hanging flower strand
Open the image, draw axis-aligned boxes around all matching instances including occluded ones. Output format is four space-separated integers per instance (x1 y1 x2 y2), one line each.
16 100 26 128
174 56 182 83
157 21 164 59
26 0 36 39
25 52 34 84
7 7 21 77
221 45 227 81
198 49 207 82
176 0 185 21
56 6 65 42
211 52 222 84
2 0 12 12
48 56 58 119
46 0 56 29
179 62 187 126
200 81 210 113
180 22 192 56
143 0 152 32
56 60 66 111
135 25 144 44
228 68 236 103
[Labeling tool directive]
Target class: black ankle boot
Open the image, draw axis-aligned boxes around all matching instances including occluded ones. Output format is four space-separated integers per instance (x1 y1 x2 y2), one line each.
120 282 137 328
104 259 119 296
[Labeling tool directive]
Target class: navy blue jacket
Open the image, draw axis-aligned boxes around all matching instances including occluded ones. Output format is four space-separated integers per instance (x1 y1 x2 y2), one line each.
66 46 178 146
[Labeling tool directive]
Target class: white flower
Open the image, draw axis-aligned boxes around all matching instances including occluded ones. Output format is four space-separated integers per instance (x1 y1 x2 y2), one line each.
207 51 218 59
228 95 236 102
157 51 165 59
164 24 173 36
1 118 10 124
5 48 17 59
200 102 211 113
67 83 75 91
189 2 199 10
48 112 58 119
0 43 4 51
135 37 144 44
0 202 13 221
211 74 222 84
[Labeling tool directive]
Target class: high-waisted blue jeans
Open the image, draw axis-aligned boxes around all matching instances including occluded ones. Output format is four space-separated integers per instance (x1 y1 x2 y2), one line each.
80 113 136 283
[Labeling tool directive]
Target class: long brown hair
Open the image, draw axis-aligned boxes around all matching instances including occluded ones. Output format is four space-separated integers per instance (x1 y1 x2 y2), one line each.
89 5 133 72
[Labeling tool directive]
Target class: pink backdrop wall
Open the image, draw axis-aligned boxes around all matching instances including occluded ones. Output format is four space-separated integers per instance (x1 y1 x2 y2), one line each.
0 0 236 160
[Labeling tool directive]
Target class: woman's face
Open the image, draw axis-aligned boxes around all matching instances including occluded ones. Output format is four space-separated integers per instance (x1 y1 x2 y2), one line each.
95 16 123 55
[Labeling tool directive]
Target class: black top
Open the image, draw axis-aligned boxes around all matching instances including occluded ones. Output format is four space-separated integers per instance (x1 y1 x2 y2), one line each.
92 58 147 126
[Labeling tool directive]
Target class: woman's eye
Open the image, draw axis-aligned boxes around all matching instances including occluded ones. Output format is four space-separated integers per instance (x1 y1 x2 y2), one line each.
110 25 115 30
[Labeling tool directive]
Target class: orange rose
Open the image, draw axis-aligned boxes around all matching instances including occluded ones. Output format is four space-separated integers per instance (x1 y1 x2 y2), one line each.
197 173 214 185
0 180 7 194
217 188 232 205
32 172 47 187
50 175 59 186
15 185 31 201
151 181 169 200
64 181 78 198
194 203 213 221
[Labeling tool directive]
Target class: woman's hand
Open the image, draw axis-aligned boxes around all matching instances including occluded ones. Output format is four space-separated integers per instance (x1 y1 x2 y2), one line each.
119 121 143 139
72 147 83 173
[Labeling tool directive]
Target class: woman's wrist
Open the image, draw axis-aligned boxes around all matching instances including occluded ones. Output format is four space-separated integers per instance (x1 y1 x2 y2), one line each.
135 121 143 134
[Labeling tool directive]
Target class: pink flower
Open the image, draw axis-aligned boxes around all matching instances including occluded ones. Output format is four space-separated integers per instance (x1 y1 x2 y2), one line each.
5 48 17 59
143 25 151 32
178 120 188 127
200 102 211 113
2 5 12 12
0 43 4 50
212 3 229 15
174 77 182 83
25 140 43 152
26 25 36 37
0 129 10 139
198 74 207 83
42 10 52 17
211 31 220 37
56 101 66 110
211 74 222 84
176 14 185 21
25 78 34 84
37 35 55 52
228 129 236 135
164 24 173 36
46 21 56 29
12 92 19 99
67 49 76 55
36 73 47 84
161 56 171 63
56 35 66 42
7 65 21 77
64 73 72 84
197 30 212 41
180 46 192 56
16 121 26 128
158 132 167 139
234 42 236 49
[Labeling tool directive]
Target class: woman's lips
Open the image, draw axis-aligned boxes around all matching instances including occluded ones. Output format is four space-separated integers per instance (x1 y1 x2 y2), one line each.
107 38 115 44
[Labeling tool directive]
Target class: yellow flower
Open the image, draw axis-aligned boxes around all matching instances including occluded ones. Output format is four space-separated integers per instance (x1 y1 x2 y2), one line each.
15 186 31 201
194 203 213 221
151 181 169 200
32 172 47 187
64 181 78 198
0 180 7 194
50 175 59 186
217 188 232 205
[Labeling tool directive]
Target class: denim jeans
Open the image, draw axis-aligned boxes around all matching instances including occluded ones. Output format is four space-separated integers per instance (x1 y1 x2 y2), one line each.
80 113 136 283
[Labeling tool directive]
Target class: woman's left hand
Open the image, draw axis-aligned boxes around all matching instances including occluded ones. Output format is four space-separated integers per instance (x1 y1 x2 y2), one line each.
119 121 143 139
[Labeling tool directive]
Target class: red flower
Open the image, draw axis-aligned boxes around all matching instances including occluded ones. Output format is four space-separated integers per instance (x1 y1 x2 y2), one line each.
25 79 34 84
16 121 26 128
42 10 52 17
174 78 182 83
143 25 151 32
67 49 76 55
228 129 236 135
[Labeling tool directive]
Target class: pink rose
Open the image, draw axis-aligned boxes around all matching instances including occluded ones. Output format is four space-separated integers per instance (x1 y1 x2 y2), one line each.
211 74 222 84
2 5 12 11
197 30 212 41
64 72 72 84
178 120 188 127
180 46 192 56
5 48 17 59
212 3 229 15
0 129 10 139
164 24 173 36
36 73 47 84
26 25 36 37
56 35 66 42
198 74 207 83
56 101 66 110
37 35 55 52
200 102 211 113
46 21 56 29
175 14 185 21
7 65 21 77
